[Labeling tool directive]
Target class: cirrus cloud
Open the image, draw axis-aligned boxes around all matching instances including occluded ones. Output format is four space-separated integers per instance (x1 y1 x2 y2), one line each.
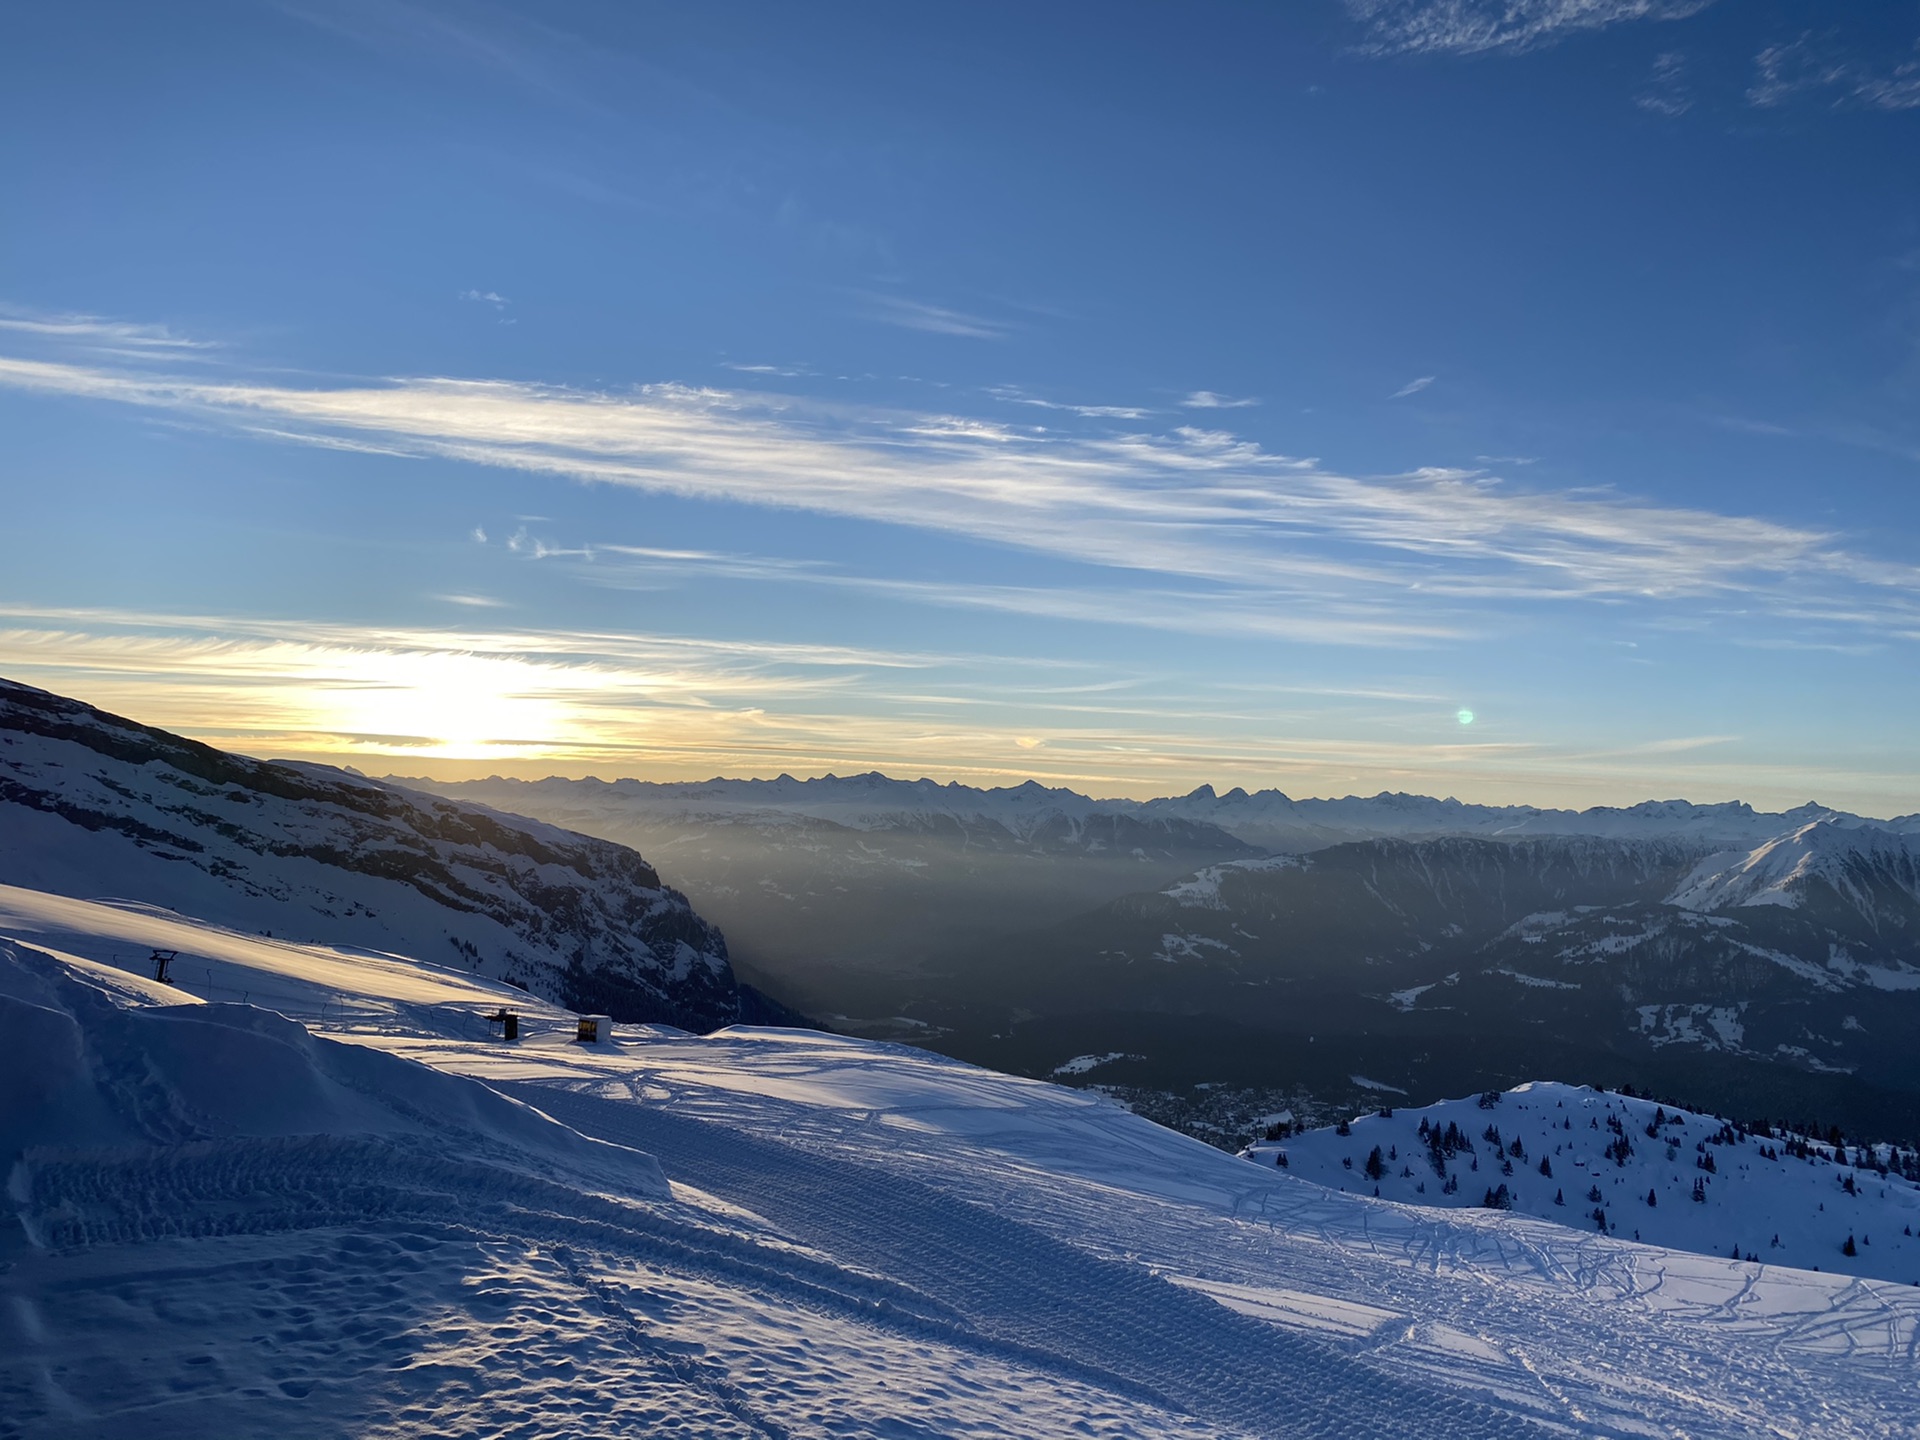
1345 0 1715 57
0 333 1915 650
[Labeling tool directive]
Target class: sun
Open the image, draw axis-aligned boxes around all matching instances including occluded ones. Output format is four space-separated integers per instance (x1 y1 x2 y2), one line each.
316 650 574 759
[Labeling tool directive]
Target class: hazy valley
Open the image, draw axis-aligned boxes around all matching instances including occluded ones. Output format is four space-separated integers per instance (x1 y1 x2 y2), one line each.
410 770 1920 1146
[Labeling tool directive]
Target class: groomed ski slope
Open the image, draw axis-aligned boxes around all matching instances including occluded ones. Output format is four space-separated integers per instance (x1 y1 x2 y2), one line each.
4 884 1917 1438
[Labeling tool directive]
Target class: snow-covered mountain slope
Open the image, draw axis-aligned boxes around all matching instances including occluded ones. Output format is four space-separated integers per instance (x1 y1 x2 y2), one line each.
1669 819 1920 936
5 893 1916 1439
1247 1083 1920 1284
0 678 738 1028
0 883 568 1039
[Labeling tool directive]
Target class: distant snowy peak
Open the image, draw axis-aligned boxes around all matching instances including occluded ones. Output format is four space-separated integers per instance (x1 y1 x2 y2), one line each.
403 772 1255 855
1145 788 1879 852
416 772 1116 832
1667 821 1920 923
0 678 739 1029
401 771 1895 854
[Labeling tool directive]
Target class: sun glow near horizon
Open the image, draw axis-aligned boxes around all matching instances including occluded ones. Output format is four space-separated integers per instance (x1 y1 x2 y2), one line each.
0 611 1900 816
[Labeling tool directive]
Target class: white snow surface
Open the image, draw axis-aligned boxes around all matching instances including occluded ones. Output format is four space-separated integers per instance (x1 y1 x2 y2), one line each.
1050 1051 1139 1077
1668 820 1920 916
0 938 665 1200
1250 1083 1920 1286
1161 854 1305 907
5 888 1918 1437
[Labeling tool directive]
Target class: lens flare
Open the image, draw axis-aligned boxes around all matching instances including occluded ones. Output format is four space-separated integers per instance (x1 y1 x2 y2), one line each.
1457 708 1475 726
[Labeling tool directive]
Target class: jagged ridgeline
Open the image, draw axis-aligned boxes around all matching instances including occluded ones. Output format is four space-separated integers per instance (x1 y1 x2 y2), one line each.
0 678 743 1029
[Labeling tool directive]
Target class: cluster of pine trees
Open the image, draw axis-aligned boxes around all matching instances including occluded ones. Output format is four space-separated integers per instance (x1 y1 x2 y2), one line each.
1419 1116 1473 1178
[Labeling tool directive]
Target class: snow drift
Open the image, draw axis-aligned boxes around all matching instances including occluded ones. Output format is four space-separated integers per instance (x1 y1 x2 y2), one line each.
0 937 669 1213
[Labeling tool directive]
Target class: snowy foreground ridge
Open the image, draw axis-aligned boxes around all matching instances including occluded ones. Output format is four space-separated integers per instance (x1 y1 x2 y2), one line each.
1251 1084 1920 1285
4 887 1918 1437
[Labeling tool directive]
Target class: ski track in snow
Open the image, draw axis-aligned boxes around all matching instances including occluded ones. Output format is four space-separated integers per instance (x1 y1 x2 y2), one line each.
497 1085 1538 1439
4 892 1919 1437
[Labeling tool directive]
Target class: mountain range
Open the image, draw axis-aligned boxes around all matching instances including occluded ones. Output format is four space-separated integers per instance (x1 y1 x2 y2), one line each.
8 675 1919 1143
405 770 1919 852
408 770 1920 1141
397 772 1260 1023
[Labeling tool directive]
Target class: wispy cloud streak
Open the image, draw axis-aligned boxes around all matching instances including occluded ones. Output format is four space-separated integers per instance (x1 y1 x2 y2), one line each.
1 343 1916 643
1749 34 1920 112
859 293 1010 339
1181 391 1260 409
1346 0 1714 56
987 385 1150 419
0 309 214 353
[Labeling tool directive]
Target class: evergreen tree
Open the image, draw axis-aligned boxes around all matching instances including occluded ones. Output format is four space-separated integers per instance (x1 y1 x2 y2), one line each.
1364 1146 1386 1181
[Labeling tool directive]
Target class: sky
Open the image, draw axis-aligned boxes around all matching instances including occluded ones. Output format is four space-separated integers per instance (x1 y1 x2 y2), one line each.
3 0 1919 812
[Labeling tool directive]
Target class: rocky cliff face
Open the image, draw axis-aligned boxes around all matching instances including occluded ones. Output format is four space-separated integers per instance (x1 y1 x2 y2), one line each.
0 678 739 1030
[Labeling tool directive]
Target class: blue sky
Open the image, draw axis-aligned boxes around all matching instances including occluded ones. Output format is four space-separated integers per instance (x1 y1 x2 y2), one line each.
3 0 1919 810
